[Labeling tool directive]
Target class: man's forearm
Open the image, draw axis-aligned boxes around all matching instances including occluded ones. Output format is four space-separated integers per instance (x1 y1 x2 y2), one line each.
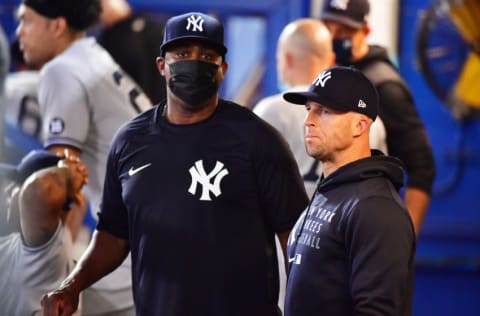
60 230 130 294
404 187 430 237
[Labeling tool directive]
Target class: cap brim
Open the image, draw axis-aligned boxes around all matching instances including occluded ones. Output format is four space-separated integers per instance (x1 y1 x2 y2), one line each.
283 91 352 114
321 12 365 29
283 91 316 105
161 36 227 56
0 163 18 182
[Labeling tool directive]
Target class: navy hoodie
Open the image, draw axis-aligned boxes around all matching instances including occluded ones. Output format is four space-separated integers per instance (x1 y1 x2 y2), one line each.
285 151 415 316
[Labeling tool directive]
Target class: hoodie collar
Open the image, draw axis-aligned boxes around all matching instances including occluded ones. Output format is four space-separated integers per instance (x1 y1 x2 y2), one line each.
318 150 405 192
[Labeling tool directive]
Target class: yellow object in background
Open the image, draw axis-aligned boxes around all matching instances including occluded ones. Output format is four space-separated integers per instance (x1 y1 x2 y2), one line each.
455 52 480 108
447 0 480 109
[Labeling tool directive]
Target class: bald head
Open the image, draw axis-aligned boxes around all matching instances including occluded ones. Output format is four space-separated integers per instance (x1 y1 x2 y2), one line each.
277 18 335 87
278 18 332 58
100 0 131 26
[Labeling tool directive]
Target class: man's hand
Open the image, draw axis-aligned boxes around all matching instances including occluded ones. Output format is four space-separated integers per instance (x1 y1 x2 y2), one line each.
54 149 88 211
41 285 79 316
57 149 88 194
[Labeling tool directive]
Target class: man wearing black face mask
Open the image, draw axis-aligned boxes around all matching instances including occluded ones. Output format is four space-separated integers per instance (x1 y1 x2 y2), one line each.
41 12 309 316
320 0 436 237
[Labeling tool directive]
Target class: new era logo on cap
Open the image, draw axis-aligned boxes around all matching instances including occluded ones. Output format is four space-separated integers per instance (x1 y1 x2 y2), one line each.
283 66 379 120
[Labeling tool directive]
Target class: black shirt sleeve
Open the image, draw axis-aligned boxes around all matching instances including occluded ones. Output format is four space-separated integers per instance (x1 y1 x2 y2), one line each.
377 81 436 193
96 141 129 240
253 125 309 233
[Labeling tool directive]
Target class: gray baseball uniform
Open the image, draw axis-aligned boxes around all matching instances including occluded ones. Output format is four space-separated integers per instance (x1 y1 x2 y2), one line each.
0 224 79 316
38 37 152 315
1 26 10 162
39 37 151 217
5 70 42 141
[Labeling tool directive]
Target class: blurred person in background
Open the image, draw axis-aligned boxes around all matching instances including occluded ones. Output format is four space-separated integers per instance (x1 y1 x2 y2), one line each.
97 0 167 104
16 0 152 314
4 40 43 146
0 25 10 164
0 149 87 316
320 0 436 235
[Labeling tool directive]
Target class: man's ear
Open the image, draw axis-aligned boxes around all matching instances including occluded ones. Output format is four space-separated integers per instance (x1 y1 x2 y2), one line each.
363 24 371 36
156 57 166 76
221 60 228 76
51 17 68 38
353 114 371 137
284 51 294 70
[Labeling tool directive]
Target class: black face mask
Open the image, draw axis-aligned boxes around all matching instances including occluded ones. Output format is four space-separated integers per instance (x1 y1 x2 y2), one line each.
333 38 353 66
168 60 220 106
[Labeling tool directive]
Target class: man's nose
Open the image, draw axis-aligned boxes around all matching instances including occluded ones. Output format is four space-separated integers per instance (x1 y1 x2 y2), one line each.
15 23 23 37
304 111 316 127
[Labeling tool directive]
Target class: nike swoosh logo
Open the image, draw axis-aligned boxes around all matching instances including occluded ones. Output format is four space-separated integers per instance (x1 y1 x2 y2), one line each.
128 163 152 176
288 254 302 264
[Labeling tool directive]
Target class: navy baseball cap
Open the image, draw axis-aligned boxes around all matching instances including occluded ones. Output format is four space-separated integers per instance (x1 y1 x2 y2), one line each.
160 12 227 56
0 150 60 184
320 0 370 29
283 66 378 120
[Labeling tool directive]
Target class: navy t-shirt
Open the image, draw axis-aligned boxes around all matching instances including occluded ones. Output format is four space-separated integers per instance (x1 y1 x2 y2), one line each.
98 100 309 315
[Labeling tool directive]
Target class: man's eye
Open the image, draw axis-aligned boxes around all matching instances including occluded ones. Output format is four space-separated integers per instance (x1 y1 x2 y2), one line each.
175 51 188 57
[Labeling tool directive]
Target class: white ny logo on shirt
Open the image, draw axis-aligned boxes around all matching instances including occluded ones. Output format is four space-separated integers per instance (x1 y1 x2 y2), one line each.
188 160 229 201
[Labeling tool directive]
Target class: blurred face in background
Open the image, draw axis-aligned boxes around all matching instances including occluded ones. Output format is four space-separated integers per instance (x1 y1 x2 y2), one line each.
16 4 58 68
323 20 369 64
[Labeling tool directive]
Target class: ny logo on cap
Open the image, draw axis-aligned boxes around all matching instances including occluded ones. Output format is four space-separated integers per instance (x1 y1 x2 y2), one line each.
330 0 350 10
186 15 205 32
312 70 332 88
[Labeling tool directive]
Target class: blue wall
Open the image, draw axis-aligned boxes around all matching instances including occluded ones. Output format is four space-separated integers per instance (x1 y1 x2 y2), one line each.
399 0 480 251
0 1 18 40
399 0 480 314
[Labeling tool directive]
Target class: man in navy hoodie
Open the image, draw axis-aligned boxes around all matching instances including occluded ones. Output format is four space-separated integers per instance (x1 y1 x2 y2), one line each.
283 66 415 316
